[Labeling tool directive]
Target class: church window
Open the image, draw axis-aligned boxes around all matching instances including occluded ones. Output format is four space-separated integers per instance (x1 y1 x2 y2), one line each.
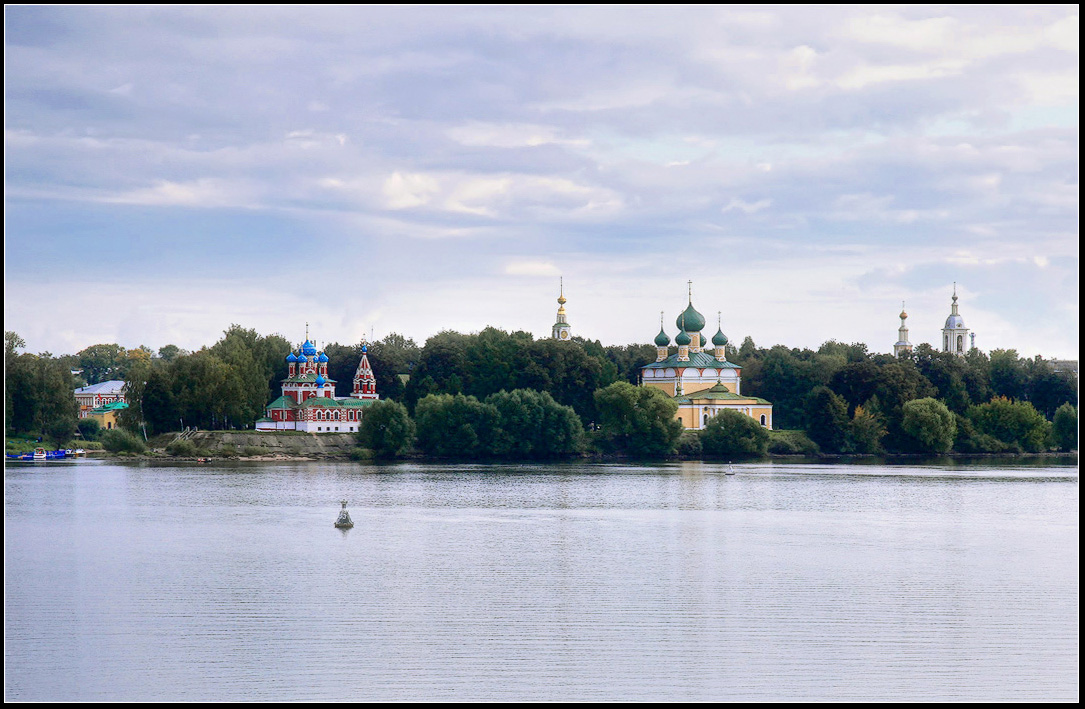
957 335 964 352
760 414 767 426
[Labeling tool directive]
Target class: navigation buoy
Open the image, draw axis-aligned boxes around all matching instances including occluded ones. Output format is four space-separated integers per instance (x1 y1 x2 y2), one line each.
334 500 354 529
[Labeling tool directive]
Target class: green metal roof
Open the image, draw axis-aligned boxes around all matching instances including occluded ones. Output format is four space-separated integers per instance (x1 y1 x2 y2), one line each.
642 352 741 370
336 398 377 408
266 395 297 410
673 383 771 405
298 396 342 408
90 401 129 413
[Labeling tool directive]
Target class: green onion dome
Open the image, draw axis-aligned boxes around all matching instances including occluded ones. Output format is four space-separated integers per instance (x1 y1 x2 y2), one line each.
676 303 705 333
712 329 728 347
654 328 671 347
675 331 692 346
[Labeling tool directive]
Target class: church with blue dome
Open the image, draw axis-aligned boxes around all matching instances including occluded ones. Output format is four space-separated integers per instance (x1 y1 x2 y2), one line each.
640 284 773 430
255 330 379 433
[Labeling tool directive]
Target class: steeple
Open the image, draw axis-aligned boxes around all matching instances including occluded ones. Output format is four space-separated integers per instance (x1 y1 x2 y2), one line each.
552 278 572 341
654 311 670 361
893 301 912 357
712 311 729 361
351 341 379 400
942 283 971 356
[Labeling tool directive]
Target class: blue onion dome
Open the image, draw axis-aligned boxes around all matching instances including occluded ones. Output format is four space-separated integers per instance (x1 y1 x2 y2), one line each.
315 374 326 387
317 352 329 363
712 328 728 347
286 352 298 363
361 344 368 353
675 331 692 346
654 328 671 347
302 339 317 356
676 303 706 333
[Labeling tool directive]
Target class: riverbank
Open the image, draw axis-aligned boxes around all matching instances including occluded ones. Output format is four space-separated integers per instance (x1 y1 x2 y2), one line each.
87 430 1075 465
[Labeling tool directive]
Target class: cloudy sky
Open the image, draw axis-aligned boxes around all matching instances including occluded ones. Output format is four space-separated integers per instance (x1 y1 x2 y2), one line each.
5 6 1078 358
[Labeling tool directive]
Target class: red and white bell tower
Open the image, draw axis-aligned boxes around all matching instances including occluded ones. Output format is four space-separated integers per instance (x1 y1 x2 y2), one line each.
351 343 379 400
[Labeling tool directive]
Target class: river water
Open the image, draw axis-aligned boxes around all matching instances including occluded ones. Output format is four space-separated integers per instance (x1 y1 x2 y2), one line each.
4 458 1078 701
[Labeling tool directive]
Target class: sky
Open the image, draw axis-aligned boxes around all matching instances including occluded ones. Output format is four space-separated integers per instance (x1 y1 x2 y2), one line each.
4 5 1079 359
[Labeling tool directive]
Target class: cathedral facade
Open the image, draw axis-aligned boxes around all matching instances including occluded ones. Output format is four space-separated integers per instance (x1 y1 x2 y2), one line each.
255 334 379 433
640 287 773 430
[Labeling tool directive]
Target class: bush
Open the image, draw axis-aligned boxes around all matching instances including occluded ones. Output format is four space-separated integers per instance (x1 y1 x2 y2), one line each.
901 398 956 453
101 429 146 454
166 439 198 457
357 400 415 458
348 447 374 461
767 429 820 455
241 446 270 457
77 418 101 441
676 431 702 457
701 409 769 458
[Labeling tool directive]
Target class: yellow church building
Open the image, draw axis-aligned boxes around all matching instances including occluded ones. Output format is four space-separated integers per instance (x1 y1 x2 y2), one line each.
640 288 773 430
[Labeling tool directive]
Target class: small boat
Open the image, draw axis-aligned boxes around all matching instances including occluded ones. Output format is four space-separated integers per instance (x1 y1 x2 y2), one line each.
726 461 735 475
334 500 354 529
33 447 48 461
196 457 210 463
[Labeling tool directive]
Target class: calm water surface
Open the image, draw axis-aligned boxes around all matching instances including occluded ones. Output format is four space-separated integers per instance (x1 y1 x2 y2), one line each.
5 458 1078 701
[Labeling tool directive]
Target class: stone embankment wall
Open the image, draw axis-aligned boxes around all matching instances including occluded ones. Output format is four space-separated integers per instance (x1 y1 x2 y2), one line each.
177 430 358 458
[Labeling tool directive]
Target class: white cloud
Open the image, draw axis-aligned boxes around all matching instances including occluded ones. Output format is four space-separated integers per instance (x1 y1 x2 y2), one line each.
382 171 441 209
104 178 258 208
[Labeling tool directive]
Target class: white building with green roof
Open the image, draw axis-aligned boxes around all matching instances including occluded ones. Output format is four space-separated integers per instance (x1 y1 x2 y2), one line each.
255 334 379 433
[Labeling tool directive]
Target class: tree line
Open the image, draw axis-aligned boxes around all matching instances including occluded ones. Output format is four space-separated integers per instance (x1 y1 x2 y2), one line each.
5 326 1077 457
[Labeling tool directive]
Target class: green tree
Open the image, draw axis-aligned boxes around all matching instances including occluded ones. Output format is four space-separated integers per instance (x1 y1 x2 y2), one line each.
967 397 1052 453
45 416 78 448
700 409 769 458
1052 403 1077 452
77 343 129 384
487 388 584 458
414 393 500 457
593 381 683 457
901 398 957 453
803 386 849 453
845 404 887 454
357 400 415 458
157 344 184 362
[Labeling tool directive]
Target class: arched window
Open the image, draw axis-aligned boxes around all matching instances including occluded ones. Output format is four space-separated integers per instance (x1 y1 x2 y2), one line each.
760 414 767 427
957 335 964 352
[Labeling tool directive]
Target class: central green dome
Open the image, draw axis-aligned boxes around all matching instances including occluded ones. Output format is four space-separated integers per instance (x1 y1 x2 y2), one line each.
676 302 705 333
